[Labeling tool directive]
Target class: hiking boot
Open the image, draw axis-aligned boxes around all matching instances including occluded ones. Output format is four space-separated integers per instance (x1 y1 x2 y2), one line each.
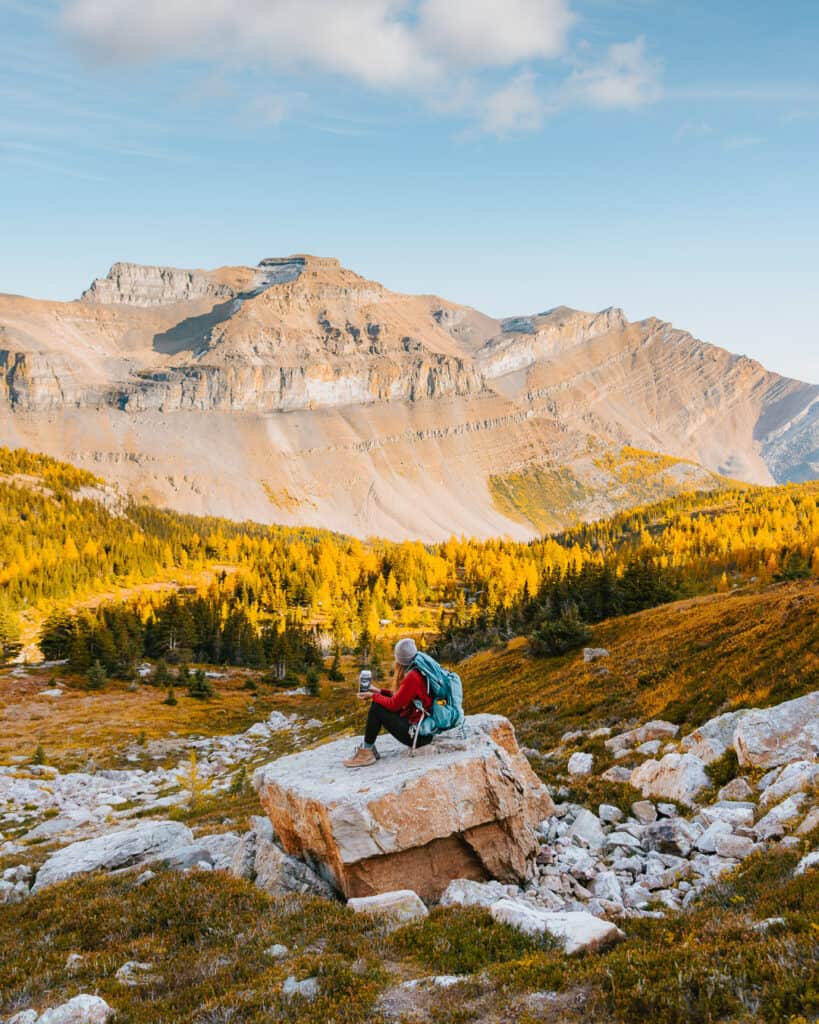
343 746 378 768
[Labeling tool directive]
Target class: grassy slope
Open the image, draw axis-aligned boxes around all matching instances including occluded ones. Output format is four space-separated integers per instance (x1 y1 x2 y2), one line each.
461 578 819 752
1 580 818 1023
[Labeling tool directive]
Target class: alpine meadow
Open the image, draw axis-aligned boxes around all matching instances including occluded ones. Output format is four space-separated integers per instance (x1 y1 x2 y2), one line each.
1 2 818 1023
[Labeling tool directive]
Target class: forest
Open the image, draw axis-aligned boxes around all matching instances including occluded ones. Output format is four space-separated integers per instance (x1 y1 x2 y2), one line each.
1 446 818 671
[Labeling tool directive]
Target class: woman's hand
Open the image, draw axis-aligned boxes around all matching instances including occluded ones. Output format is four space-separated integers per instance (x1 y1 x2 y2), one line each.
357 690 375 701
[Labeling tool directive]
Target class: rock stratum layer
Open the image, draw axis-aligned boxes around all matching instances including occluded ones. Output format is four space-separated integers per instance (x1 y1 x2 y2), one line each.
1 254 816 539
252 714 553 901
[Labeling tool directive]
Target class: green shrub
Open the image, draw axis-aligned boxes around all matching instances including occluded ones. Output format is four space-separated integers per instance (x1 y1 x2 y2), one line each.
528 609 591 657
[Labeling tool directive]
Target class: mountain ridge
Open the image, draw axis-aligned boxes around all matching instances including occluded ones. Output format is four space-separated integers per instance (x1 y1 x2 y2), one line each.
0 254 816 539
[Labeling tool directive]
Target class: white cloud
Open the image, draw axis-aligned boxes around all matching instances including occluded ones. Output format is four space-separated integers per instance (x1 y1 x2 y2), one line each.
418 0 574 67
563 35 663 109
481 72 546 135
59 1 663 134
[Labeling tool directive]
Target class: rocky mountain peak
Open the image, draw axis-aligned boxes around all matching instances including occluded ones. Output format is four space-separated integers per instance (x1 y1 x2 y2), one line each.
80 261 243 308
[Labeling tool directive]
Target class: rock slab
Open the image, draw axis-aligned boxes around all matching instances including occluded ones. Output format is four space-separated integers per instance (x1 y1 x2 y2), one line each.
253 714 553 901
490 900 625 954
32 821 193 891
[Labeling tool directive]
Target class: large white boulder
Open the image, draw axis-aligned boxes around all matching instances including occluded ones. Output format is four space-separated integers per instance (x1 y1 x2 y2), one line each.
32 821 193 891
733 692 819 769
630 753 710 806
490 900 625 955
253 715 553 902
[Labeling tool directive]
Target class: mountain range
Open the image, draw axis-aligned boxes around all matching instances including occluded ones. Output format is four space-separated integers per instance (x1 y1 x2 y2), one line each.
1 255 816 539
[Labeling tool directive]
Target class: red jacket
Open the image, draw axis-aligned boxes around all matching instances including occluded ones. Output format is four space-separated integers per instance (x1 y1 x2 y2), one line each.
371 668 432 723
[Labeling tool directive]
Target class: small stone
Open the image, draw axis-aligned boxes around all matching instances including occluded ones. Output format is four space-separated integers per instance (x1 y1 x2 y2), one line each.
592 870 622 904
695 820 733 854
794 851 819 876
718 778 754 802
568 809 606 849
115 960 157 987
751 917 785 931
601 766 633 784
657 803 678 818
263 943 289 959
65 952 84 973
598 804 623 824
630 801 657 825
714 834 755 860
282 975 319 1000
440 878 509 909
567 752 594 776
635 740 662 756
796 807 819 835
754 794 807 840
583 648 609 663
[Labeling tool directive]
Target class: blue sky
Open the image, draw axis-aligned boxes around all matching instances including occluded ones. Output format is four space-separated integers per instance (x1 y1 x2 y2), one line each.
2 0 818 381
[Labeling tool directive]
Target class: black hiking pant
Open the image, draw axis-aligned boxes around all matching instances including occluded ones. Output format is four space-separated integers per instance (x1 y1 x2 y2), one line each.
364 701 432 749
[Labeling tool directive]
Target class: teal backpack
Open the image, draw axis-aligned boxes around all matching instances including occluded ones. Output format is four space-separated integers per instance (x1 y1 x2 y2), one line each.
410 651 465 740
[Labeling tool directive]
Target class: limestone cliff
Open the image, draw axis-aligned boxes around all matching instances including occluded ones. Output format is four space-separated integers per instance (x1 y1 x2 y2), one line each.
0 253 815 539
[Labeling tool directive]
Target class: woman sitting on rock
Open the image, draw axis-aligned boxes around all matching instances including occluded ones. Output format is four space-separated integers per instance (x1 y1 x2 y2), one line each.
343 638 433 767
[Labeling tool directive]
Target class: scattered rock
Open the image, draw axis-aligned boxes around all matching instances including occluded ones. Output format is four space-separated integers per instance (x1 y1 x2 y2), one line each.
698 801 755 829
253 837 337 898
598 804 623 824
65 953 84 973
630 753 710 806
718 778 754 802
37 995 114 1024
32 821 194 891
757 761 819 811
754 794 807 840
794 851 819 876
751 916 785 931
114 961 157 987
263 943 289 958
568 809 606 849
796 806 819 835
583 648 609 663
601 766 633 784
439 878 511 908
567 752 593 776
606 721 679 754
644 818 701 858
714 834 755 860
630 800 657 824
348 889 428 929
281 975 319 1001
733 692 819 768
681 710 749 765
490 900 625 955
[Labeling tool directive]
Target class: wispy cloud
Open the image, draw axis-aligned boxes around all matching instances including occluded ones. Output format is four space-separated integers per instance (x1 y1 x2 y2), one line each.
562 35 663 109
58 0 664 136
